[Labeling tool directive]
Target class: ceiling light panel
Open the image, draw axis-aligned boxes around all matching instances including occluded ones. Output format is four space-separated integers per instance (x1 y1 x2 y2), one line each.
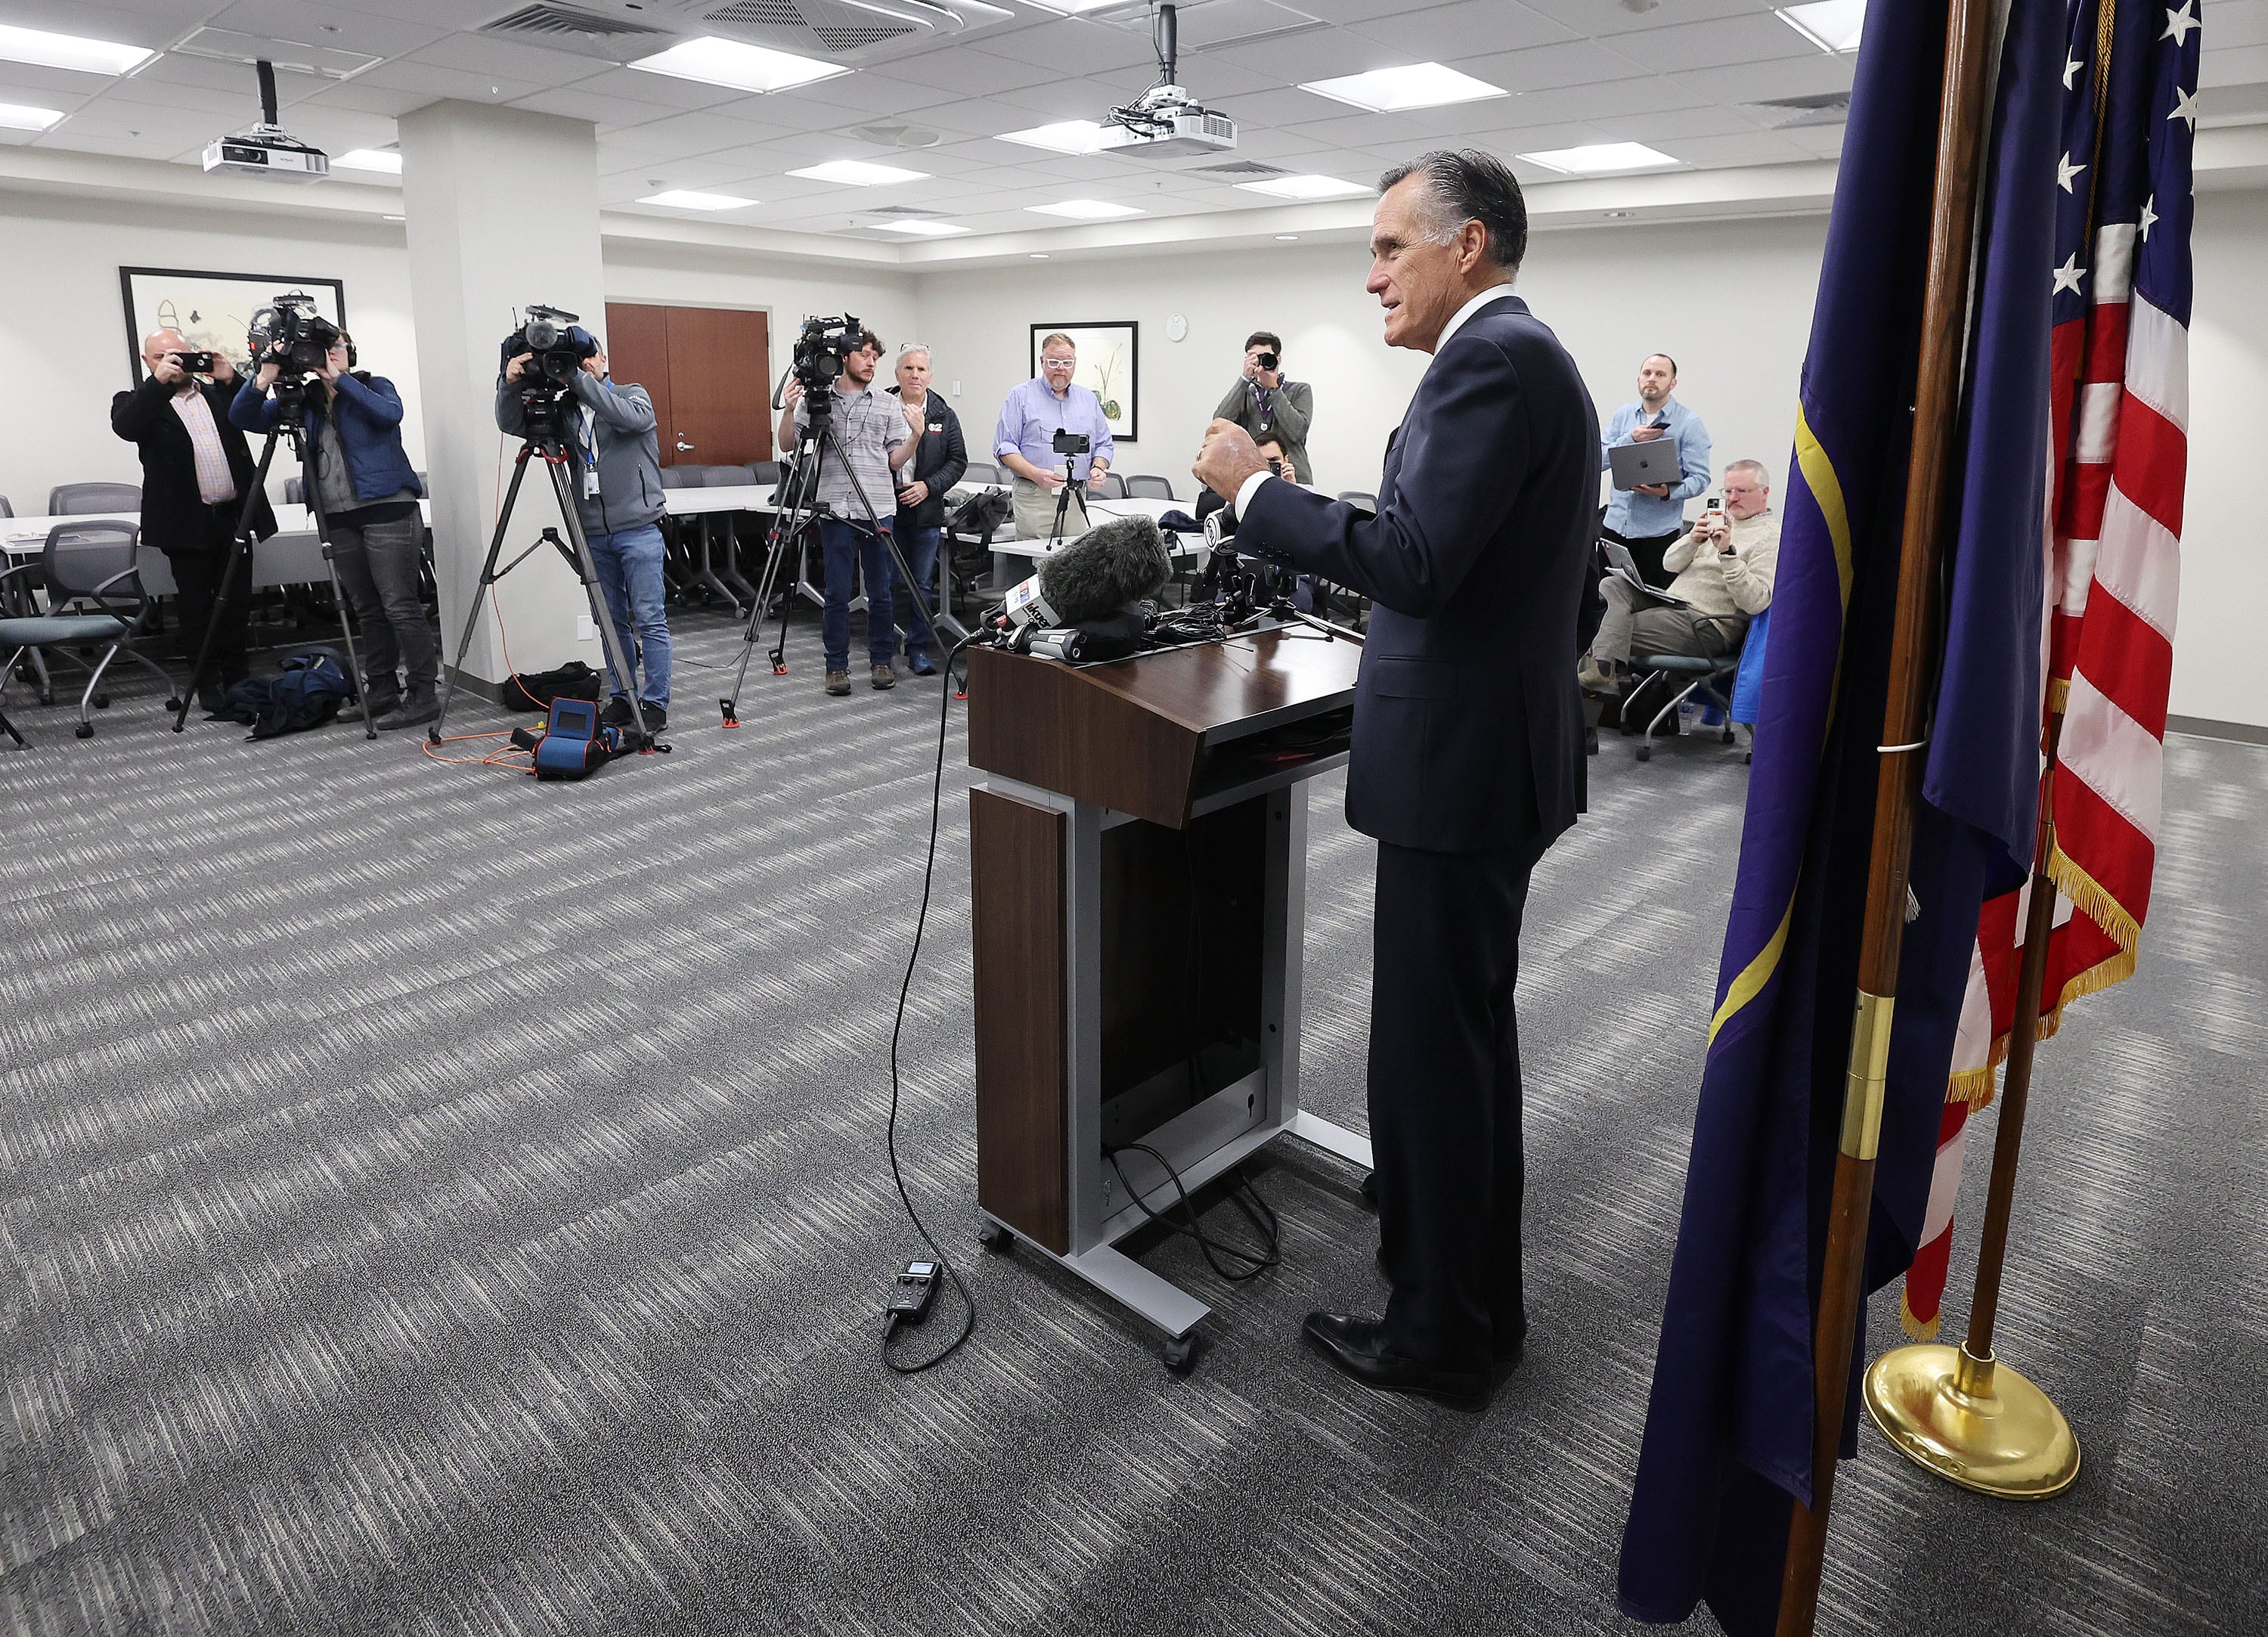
333 148 403 174
872 219 970 237
789 159 931 185
0 23 154 76
995 119 1112 156
1235 174 1371 201
0 101 64 131
1014 1 1127 14
1777 2 1867 54
1517 141 1680 174
1027 199 1145 219
637 189 759 210
629 37 848 95
1297 62 1507 114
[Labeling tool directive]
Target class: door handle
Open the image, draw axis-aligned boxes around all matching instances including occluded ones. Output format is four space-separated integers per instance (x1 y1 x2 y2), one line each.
675 436 696 452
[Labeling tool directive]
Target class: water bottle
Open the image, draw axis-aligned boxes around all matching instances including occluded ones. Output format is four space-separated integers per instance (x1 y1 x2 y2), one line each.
1677 695 1699 735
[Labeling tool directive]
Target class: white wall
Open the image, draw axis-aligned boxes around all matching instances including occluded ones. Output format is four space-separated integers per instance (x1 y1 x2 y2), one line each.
0 190 424 514
909 215 1829 509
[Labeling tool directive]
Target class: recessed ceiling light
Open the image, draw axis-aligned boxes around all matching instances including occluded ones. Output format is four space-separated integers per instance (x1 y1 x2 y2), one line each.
1236 175 1371 202
629 36 847 95
1776 1 1867 53
1030 253 1050 259
1016 0 1123 14
1517 142 1680 175
0 101 64 132
1602 210 1633 219
996 119 1111 156
333 148 402 174
0 23 154 76
1298 63 1506 114
1026 199 1144 220
872 219 969 237
789 159 930 186
382 213 405 222
637 189 758 211
1275 234 1300 241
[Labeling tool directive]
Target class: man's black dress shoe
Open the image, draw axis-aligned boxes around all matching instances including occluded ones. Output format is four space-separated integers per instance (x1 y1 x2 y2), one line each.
1301 1312 1488 1406
1359 1170 1379 1211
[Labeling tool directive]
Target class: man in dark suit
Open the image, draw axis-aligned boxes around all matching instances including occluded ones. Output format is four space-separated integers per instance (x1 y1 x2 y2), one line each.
1194 149 1597 1406
111 327 277 708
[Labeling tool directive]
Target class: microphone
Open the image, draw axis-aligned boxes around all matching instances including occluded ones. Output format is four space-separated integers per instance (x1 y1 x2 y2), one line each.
990 513 1171 634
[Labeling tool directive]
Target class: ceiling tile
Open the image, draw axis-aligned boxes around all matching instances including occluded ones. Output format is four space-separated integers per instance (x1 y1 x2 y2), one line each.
1607 12 1823 74
1345 0 1575 58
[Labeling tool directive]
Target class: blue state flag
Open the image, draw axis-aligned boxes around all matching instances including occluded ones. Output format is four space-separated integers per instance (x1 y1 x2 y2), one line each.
1616 0 2062 1630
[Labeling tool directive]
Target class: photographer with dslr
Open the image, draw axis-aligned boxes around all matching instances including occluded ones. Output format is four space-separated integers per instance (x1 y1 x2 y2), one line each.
1213 331 1314 485
231 329 434 726
775 327 922 696
495 333 671 730
110 328 269 711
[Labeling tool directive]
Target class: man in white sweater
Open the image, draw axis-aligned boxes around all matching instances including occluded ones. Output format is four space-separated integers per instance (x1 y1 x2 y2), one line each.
1579 458 1779 692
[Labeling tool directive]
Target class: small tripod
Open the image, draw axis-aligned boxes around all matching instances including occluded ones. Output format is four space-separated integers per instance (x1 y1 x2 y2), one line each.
721 379 966 724
428 386 662 752
1045 454 1089 550
174 376 377 737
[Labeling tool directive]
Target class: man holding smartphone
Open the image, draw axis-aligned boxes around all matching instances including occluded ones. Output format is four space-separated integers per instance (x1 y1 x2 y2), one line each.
1599 353 1711 588
1579 458 1777 693
110 329 271 710
1213 331 1314 485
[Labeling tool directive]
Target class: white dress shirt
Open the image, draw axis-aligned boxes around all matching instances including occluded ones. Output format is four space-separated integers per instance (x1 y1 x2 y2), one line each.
1233 281 1517 522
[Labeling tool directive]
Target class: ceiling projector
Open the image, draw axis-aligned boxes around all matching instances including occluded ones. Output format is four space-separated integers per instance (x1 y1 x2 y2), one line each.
1101 5 1236 158
203 60 330 183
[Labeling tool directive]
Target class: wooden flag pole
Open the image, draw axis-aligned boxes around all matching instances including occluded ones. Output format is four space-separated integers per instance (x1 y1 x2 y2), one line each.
1774 2 1998 1632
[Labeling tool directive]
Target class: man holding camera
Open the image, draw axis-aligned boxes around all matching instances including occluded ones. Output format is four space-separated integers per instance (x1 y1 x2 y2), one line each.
776 328 922 696
110 329 272 710
993 333 1113 547
884 343 967 678
1580 459 1777 693
1213 331 1314 485
495 338 671 730
232 329 434 726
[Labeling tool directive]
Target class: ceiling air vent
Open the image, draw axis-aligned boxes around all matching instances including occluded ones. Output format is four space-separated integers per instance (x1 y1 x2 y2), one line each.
1189 160 1287 178
705 0 919 53
483 3 674 40
1751 92 1851 129
864 203 943 216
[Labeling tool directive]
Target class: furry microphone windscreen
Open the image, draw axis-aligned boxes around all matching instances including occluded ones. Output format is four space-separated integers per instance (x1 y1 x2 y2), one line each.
1034 513 1172 626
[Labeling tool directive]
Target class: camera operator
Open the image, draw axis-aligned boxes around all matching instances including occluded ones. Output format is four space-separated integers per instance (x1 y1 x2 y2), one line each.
110 330 271 712
230 330 435 726
883 343 966 677
1212 331 1314 485
993 333 1113 546
495 337 671 730
776 328 921 696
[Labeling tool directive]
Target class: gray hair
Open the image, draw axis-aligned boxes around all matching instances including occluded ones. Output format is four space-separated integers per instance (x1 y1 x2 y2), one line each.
1725 459 1770 486
1377 149 1529 271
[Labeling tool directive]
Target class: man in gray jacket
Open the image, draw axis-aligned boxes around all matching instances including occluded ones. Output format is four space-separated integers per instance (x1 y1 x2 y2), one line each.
1212 330 1315 485
496 341 672 729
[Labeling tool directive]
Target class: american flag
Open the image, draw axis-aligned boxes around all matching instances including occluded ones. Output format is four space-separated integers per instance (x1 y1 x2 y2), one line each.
1904 0 2198 1342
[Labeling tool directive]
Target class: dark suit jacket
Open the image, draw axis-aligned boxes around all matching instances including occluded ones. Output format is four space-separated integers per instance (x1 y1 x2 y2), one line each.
1238 293 1597 854
110 374 277 553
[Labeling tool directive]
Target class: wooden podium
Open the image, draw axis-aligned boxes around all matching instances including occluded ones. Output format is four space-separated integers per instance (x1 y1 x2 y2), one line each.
965 626 1374 1367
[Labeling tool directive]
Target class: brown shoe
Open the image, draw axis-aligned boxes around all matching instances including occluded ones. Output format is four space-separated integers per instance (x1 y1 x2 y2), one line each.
1576 654 1618 694
870 663 896 691
825 670 851 696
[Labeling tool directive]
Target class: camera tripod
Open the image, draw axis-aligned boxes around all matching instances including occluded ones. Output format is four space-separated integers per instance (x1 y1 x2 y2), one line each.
720 380 967 725
1045 455 1090 550
428 392 662 752
174 379 377 737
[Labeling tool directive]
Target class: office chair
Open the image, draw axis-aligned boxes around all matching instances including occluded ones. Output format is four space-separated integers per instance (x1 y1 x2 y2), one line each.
48 482 141 516
1336 491 1379 511
1094 471 1128 500
0 495 12 517
959 460 1000 487
1124 475 1175 501
0 522 178 741
1626 622 1748 764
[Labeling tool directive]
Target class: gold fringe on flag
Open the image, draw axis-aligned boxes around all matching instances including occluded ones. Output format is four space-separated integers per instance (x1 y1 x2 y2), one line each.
2045 839 2141 950
1900 1288 1942 1342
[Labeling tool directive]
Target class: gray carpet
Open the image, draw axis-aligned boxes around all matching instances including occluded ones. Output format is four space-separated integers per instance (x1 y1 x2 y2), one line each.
2 608 2263 1637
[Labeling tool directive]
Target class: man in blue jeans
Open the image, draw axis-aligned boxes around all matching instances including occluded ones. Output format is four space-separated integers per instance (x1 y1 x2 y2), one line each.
496 338 671 729
884 343 967 675
776 329 922 695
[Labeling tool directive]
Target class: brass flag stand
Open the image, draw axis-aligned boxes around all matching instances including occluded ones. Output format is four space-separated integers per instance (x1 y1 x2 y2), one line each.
1862 712 2083 1499
1774 1 1997 1631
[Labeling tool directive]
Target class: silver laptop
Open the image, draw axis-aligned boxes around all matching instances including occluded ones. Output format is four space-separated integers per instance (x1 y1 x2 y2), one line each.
1610 436 1682 488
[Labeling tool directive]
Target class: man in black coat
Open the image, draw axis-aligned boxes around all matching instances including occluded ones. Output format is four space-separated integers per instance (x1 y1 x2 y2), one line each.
111 327 277 705
1195 149 1597 1406
885 343 968 676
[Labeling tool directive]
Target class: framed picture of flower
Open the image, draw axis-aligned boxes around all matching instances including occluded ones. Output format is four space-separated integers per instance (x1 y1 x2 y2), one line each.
1029 321 1139 442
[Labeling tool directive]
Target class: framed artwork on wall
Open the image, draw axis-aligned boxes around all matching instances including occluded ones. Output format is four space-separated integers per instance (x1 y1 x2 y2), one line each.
1029 321 1139 442
119 267 348 384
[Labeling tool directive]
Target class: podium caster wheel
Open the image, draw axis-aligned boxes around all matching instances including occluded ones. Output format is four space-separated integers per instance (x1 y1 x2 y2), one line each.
1721 727 1735 745
1635 745 1652 763
74 723 94 739
1162 1335 1201 1375
978 1221 1014 1254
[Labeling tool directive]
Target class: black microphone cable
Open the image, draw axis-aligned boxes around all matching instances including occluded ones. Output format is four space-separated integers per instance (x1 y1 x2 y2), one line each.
881 628 985 1374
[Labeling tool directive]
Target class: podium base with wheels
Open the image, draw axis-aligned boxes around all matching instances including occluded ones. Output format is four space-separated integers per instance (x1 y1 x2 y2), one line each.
1864 1342 2081 1499
965 628 1371 1371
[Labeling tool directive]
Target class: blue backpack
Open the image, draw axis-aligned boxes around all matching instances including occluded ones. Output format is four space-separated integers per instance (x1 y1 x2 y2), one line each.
215 647 354 739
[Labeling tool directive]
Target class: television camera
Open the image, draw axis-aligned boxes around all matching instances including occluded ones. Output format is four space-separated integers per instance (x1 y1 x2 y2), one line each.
247 292 342 389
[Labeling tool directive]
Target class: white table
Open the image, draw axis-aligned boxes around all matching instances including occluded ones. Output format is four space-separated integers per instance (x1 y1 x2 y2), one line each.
4 501 432 594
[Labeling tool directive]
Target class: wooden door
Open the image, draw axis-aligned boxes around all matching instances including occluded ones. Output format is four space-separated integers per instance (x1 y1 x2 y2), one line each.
603 302 772 467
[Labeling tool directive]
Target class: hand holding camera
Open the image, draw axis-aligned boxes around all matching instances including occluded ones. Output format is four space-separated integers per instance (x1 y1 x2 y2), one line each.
1244 346 1281 390
151 352 189 386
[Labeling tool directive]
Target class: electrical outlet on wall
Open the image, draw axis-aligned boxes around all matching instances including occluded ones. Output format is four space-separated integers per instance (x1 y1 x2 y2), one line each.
577 615 595 641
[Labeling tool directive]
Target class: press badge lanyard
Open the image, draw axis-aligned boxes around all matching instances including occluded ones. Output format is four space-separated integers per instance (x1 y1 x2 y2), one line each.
579 402 600 498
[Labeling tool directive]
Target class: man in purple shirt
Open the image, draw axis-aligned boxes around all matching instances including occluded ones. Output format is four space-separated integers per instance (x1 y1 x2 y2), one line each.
993 332 1114 546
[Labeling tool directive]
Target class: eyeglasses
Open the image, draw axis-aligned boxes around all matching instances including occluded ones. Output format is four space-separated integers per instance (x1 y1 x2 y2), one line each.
1040 355 1076 368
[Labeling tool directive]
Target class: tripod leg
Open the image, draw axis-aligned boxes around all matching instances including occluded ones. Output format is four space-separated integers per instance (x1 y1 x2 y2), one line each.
298 439 378 741
174 429 283 731
722 501 802 724
547 458 655 748
431 444 536 743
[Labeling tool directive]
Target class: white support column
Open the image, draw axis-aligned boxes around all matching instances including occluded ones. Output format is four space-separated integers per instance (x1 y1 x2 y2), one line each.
399 101 608 688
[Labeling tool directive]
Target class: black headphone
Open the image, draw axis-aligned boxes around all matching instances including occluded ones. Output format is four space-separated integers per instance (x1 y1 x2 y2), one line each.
342 334 358 369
